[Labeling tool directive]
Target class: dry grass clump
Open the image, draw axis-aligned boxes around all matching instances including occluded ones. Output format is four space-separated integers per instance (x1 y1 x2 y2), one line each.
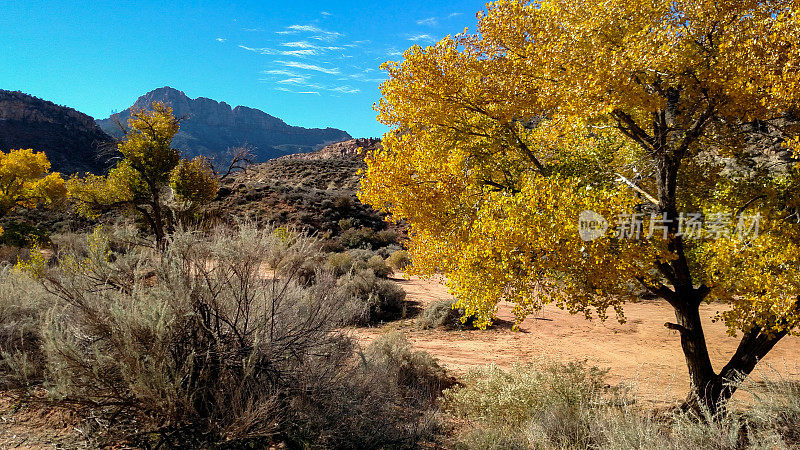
444 361 800 450
0 268 50 389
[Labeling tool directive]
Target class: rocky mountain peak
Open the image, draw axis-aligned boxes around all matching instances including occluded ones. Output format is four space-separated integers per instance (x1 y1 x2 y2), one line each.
98 87 351 163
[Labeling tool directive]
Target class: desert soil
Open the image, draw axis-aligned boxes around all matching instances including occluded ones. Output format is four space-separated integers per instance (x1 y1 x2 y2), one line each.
353 275 800 407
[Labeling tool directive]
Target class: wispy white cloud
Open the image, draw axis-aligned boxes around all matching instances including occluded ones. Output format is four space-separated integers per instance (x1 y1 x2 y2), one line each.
416 17 438 26
277 60 340 74
407 34 434 43
321 11 331 16
277 77 309 84
240 45 342 58
280 41 343 53
287 25 323 32
216 37 226 42
344 73 385 83
281 41 315 48
281 49 319 57
331 86 360 94
448 12 463 18
284 24 343 41
261 69 302 77
242 27 265 32
239 45 273 54
385 46 404 56
275 86 321 95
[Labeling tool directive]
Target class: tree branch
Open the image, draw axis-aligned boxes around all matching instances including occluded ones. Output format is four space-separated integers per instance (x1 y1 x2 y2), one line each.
615 173 659 204
613 110 656 151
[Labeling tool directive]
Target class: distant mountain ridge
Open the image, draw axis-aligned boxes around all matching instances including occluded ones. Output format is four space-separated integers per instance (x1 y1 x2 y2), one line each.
278 138 381 161
0 90 115 174
97 87 352 163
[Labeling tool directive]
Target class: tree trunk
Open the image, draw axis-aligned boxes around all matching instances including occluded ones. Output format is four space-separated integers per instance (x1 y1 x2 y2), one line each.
670 295 726 414
151 197 166 249
669 290 791 415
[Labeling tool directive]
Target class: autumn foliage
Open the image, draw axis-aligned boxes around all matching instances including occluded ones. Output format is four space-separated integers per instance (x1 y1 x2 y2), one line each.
360 0 800 411
0 148 66 234
68 102 218 245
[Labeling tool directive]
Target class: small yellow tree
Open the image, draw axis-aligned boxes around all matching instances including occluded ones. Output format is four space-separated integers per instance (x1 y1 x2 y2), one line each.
68 102 218 246
0 148 66 234
360 0 800 412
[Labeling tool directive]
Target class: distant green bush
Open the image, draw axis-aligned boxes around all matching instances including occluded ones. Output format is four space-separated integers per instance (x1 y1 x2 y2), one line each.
327 251 354 276
337 269 406 325
0 221 50 247
339 227 377 249
387 249 411 271
338 217 355 231
367 254 393 278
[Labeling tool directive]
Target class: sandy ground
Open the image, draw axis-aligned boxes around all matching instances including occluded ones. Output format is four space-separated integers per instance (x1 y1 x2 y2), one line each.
0 394 84 449
353 275 800 406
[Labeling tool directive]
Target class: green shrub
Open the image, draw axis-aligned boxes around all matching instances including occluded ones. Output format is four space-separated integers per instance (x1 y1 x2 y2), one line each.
327 251 354 276
445 361 613 449
374 229 399 246
339 227 377 249
338 217 355 231
330 249 393 278
0 221 50 247
367 254 393 278
377 244 402 259
387 249 411 271
364 332 455 405
337 269 407 325
417 300 475 330
333 195 353 210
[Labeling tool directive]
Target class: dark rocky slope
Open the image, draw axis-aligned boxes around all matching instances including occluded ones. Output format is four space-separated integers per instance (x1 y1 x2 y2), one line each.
0 90 115 174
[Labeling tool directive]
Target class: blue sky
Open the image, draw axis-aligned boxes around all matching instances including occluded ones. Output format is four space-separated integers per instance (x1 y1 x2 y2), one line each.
0 1 484 138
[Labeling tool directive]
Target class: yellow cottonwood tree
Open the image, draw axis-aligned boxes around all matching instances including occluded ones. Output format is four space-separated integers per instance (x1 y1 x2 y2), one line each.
360 0 800 412
0 148 66 234
68 102 218 246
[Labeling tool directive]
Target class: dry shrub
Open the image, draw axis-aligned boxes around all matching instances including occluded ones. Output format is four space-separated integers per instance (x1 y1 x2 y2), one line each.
445 361 612 449
446 360 800 450
364 332 456 403
417 300 475 330
23 224 438 448
386 249 411 271
327 251 354 276
0 268 50 388
337 269 407 325
0 245 31 266
366 254 392 278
